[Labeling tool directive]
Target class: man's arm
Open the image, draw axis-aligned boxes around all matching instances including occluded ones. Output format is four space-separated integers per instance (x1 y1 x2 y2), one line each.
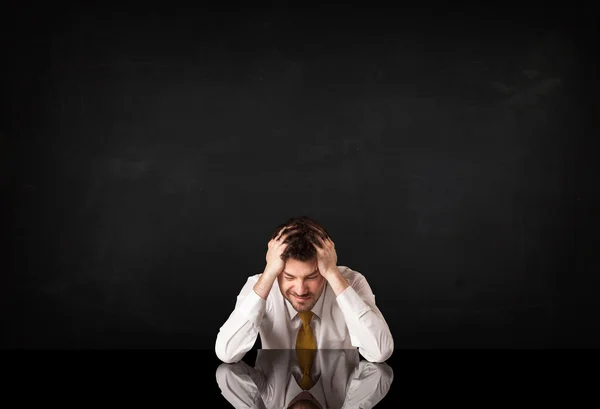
341 360 394 409
215 275 266 363
308 232 393 362
215 361 267 409
215 266 282 363
326 268 394 363
216 225 296 363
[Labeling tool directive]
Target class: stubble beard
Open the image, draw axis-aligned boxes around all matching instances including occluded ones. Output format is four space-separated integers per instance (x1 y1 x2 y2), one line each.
291 297 316 312
286 286 323 313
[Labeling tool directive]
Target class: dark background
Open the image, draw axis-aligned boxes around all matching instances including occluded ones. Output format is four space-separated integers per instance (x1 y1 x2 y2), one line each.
1 3 598 349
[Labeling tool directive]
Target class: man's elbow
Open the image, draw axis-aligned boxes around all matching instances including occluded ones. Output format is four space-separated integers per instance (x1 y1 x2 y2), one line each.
363 339 394 363
215 339 241 364
365 348 393 363
216 352 239 364
216 348 240 364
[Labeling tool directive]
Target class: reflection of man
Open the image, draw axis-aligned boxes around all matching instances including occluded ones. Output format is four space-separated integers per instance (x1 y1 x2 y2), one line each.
215 349 394 409
215 216 394 364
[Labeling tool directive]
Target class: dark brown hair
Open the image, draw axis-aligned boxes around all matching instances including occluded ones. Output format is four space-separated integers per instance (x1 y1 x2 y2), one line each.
270 216 330 262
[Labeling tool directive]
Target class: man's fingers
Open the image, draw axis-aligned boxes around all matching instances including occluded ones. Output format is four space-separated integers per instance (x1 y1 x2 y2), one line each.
275 227 289 241
304 224 328 241
315 236 334 250
276 226 300 242
307 234 323 249
315 228 328 241
272 223 332 251
311 234 334 250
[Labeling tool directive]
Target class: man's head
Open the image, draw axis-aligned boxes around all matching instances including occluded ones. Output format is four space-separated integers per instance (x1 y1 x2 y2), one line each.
270 216 331 313
287 391 323 409
289 400 321 409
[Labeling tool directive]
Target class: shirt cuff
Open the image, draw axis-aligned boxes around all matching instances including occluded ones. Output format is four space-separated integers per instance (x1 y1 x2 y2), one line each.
240 288 267 326
336 286 371 318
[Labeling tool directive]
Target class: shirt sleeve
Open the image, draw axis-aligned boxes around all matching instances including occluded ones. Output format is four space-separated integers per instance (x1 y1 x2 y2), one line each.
341 360 394 409
215 275 267 363
335 273 395 362
215 361 267 409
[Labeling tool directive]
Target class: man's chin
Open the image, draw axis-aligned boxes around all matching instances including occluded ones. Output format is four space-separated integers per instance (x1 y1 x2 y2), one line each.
289 299 313 312
291 302 310 312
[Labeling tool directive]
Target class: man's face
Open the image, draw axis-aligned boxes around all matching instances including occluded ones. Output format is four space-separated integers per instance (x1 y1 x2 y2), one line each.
278 258 325 313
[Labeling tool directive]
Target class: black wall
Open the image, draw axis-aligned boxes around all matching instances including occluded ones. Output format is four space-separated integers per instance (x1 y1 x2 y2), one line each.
2 4 598 349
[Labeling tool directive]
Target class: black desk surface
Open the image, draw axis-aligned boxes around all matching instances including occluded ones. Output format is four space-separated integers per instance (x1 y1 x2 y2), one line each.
1 347 583 407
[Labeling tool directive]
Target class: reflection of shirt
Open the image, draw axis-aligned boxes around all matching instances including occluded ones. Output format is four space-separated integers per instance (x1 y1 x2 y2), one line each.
215 266 394 364
215 349 394 409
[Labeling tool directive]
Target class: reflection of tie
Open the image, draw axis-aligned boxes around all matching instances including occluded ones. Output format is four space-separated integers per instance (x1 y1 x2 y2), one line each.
296 311 316 390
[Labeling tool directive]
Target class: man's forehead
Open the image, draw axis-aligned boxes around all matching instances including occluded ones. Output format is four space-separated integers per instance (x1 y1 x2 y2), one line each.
283 266 318 275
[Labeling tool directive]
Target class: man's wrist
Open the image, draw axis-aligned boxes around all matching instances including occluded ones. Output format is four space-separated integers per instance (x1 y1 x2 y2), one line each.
324 267 349 296
262 266 281 279
324 267 340 278
254 267 279 300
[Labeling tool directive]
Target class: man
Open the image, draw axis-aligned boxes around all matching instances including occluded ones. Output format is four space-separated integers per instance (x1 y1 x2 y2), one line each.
215 216 394 364
216 348 394 409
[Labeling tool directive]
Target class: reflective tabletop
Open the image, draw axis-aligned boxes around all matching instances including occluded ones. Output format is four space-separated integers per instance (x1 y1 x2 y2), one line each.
215 349 394 409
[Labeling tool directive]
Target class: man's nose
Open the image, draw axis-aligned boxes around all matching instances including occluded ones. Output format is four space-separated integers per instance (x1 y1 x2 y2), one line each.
295 280 308 294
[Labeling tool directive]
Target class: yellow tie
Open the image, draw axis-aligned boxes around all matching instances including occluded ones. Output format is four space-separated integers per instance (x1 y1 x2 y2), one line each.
296 311 317 390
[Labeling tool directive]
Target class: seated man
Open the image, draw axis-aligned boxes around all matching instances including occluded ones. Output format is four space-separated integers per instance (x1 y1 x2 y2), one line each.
215 348 394 409
215 216 394 363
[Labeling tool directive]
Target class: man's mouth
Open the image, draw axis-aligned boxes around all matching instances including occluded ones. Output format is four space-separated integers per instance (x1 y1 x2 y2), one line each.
292 294 311 301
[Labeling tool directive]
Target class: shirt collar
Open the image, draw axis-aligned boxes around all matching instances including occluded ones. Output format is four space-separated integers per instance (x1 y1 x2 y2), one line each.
283 282 327 321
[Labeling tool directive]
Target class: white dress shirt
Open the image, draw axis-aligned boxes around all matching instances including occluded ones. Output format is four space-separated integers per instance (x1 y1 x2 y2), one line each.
215 266 394 363
215 349 394 409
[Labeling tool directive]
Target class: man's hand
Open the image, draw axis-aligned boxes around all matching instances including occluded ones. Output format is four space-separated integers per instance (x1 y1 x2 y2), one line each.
311 233 338 280
254 225 299 299
264 225 299 276
309 227 350 295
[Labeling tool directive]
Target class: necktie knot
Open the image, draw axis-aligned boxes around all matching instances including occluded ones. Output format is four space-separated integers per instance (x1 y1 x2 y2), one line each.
298 311 313 327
